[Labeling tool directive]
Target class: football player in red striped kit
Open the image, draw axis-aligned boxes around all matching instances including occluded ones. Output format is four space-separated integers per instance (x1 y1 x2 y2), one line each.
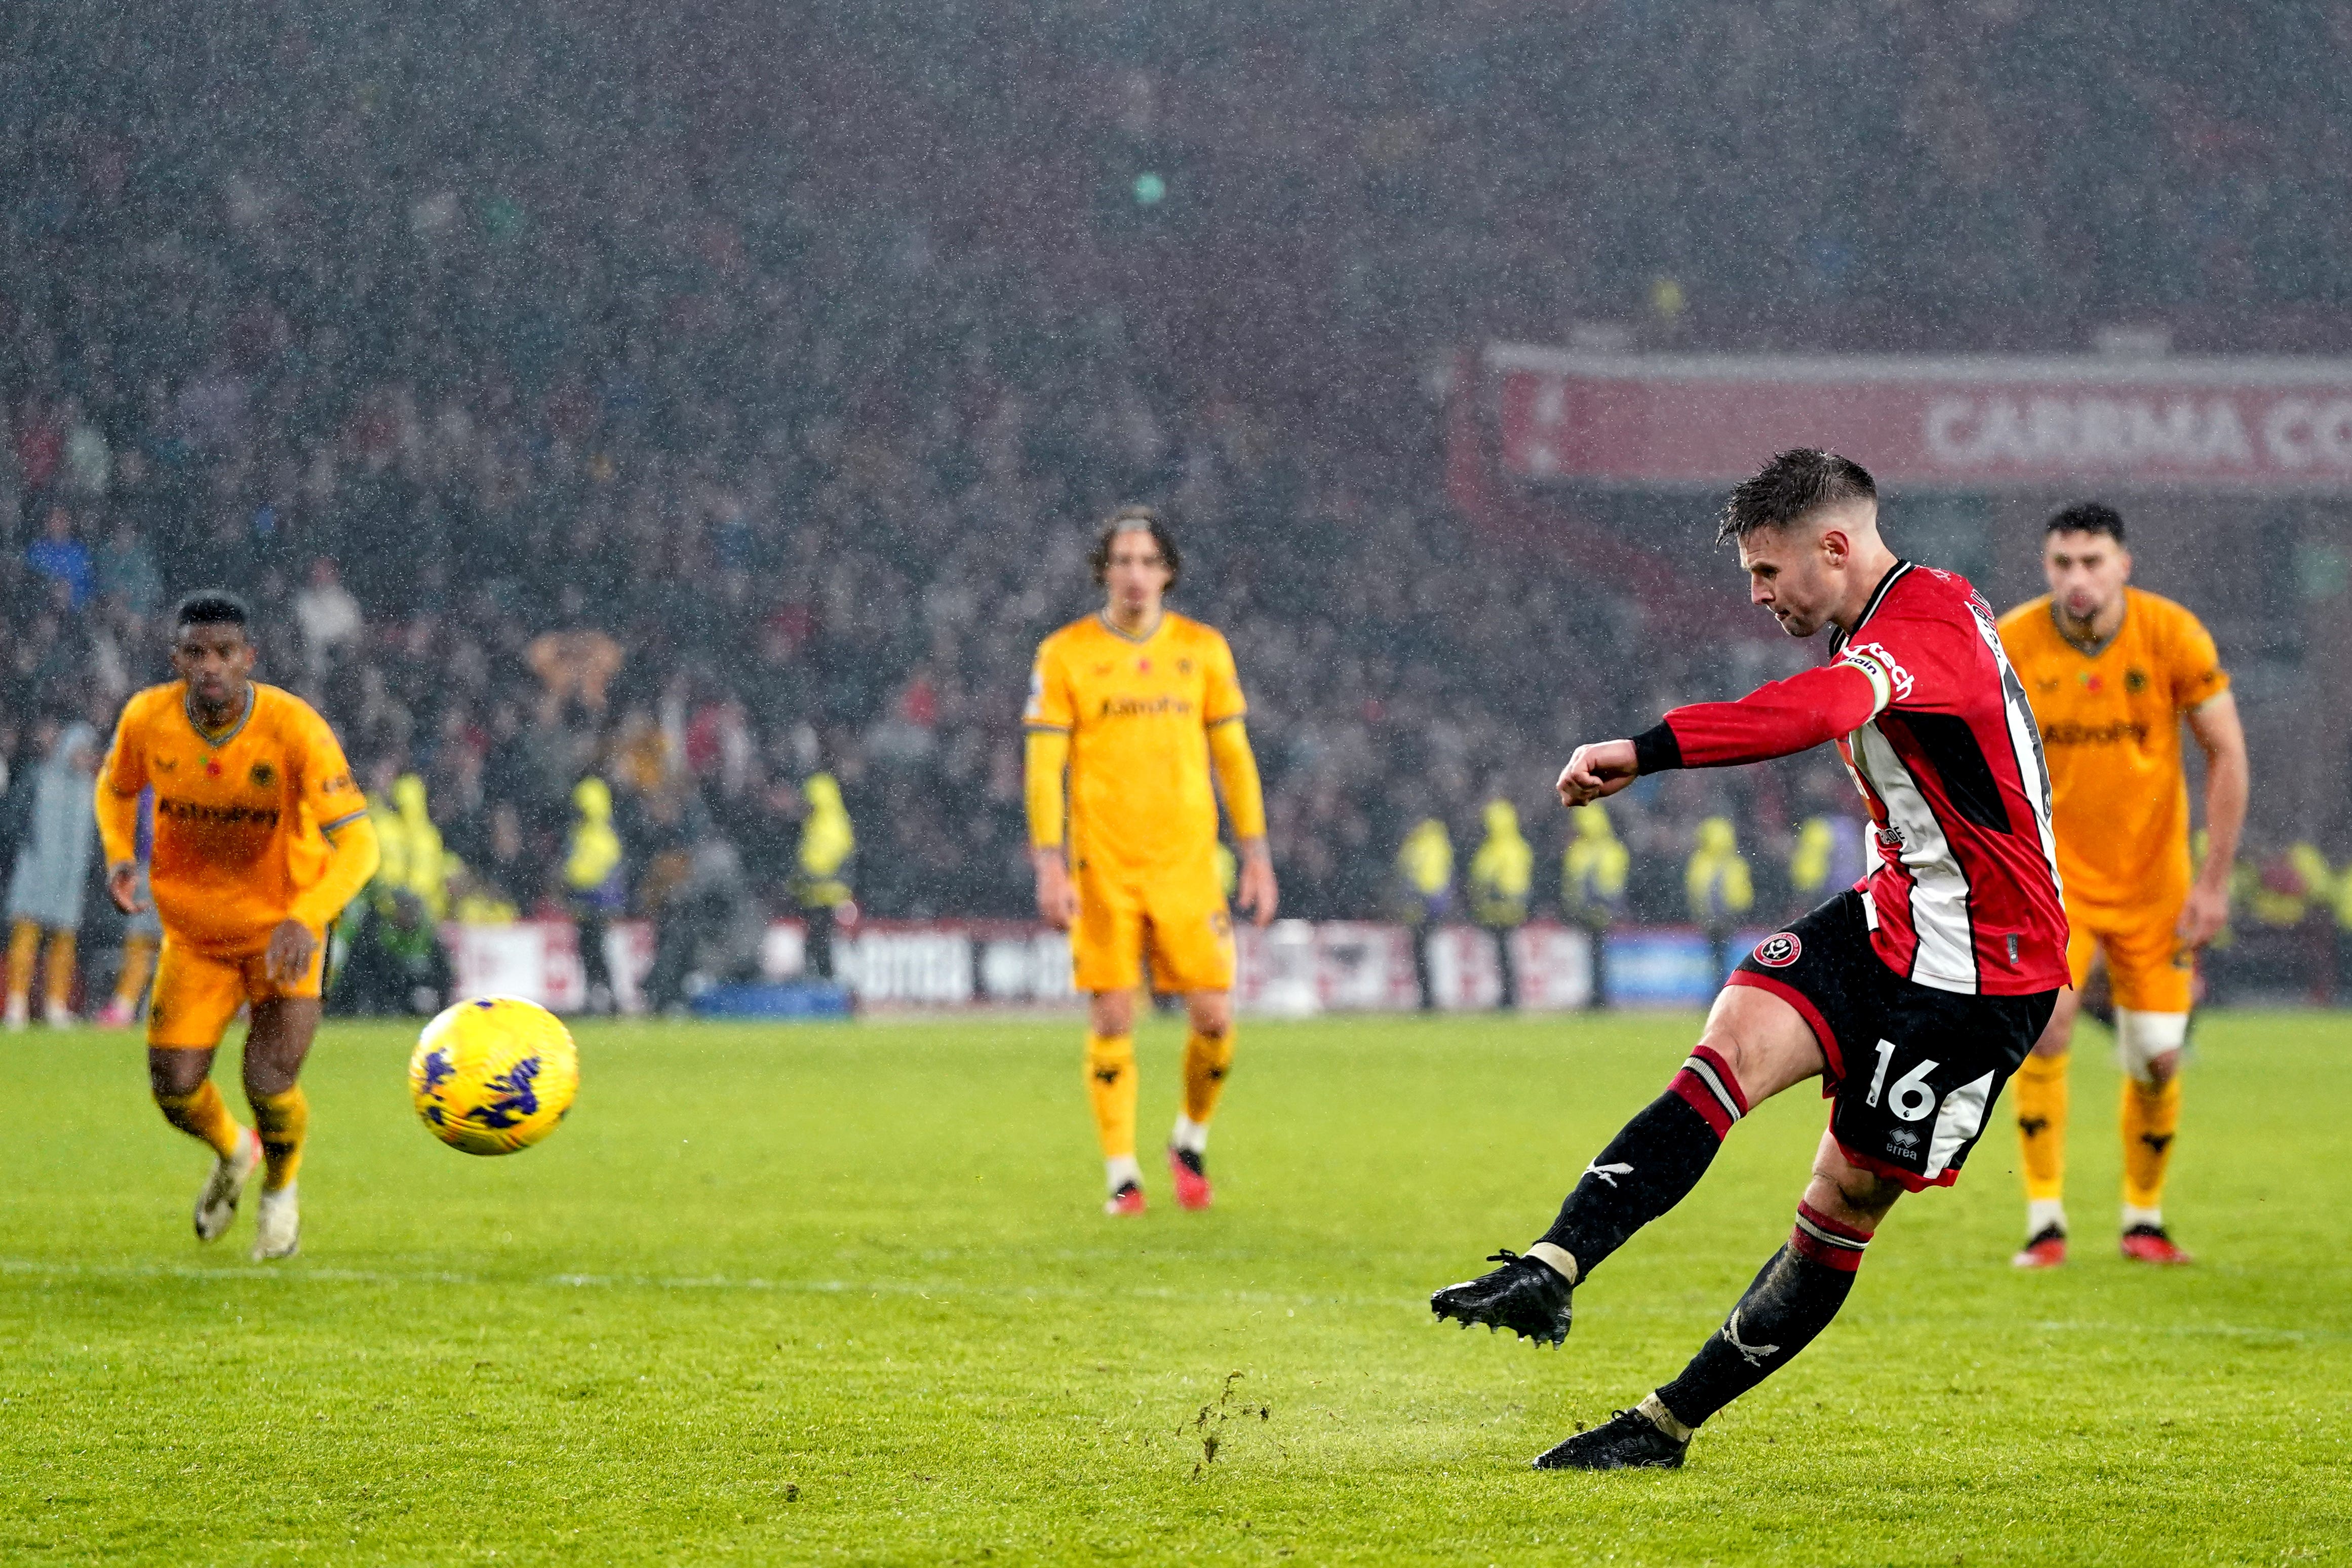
1431 449 2067 1470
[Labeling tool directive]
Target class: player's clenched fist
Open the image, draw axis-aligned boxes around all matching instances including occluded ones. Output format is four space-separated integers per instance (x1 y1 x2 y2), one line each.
1557 739 1640 808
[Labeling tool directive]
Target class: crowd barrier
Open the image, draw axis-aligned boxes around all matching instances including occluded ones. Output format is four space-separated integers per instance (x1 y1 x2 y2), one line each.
439 918 1777 1014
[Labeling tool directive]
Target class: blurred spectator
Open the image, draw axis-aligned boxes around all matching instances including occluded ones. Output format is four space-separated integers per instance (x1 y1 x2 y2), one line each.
1394 817 1454 1011
528 590 625 718
794 773 856 982
1685 816 1755 981
565 777 627 1012
26 509 94 610
1469 799 1532 1010
94 523 164 620
4 719 100 1028
330 885 454 1017
294 559 365 683
1562 804 1629 1007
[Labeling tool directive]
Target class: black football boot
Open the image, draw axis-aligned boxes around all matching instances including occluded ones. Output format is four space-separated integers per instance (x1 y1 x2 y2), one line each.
1429 1249 1573 1346
1532 1407 1688 1471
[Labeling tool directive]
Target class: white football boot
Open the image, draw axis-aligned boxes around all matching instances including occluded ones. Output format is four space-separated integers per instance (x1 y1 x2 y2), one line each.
193 1126 263 1243
251 1184 300 1261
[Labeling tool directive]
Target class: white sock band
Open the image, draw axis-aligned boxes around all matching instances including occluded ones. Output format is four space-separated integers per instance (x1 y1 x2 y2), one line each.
1105 1155 1142 1192
1171 1115 1208 1155
2027 1199 2068 1237
1637 1392 1694 1443
1527 1241 1580 1285
2113 1009 2188 1086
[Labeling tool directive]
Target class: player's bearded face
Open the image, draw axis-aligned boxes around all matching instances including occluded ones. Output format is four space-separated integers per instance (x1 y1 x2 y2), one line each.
2043 531 2130 624
172 623 256 709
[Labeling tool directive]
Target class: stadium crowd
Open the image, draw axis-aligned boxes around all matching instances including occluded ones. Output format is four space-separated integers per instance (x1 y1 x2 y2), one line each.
5 0 2352 1012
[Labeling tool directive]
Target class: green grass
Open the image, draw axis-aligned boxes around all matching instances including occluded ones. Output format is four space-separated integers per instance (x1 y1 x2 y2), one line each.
6 1009 2348 1565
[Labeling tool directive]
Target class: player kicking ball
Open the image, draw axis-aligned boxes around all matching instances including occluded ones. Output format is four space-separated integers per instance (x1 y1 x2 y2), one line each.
1431 450 2068 1469
1024 506 1276 1215
97 593 378 1260
1998 503 2247 1268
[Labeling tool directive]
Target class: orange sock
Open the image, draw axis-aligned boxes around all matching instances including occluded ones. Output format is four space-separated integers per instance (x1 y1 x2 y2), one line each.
155 1080 245 1160
5 918 37 1004
249 1087 309 1191
2121 1075 2182 1214
1181 1025 1235 1125
1083 1033 1137 1161
42 930 76 1015
2013 1051 2069 1205
113 934 158 1010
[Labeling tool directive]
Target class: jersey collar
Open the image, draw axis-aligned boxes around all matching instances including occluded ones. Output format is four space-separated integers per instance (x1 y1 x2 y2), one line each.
1829 560 1912 654
1096 609 1165 646
2047 593 2128 659
183 683 255 749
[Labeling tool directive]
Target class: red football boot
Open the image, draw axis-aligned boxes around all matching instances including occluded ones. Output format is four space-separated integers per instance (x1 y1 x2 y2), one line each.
2120 1225 2193 1265
2011 1226 2067 1269
1104 1181 1146 1217
1167 1146 1213 1211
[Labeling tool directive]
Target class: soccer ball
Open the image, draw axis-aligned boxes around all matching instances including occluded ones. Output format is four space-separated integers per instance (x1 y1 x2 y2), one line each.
409 996 580 1156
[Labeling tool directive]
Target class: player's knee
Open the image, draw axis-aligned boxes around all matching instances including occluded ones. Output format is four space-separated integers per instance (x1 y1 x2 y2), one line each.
1692 989 1818 1107
1187 994 1232 1039
1804 1164 1901 1232
2114 1009 2187 1086
1089 990 1136 1038
147 1050 207 1100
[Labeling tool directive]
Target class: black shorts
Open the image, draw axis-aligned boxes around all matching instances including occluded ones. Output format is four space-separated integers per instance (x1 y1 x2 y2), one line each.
1730 891 2058 1192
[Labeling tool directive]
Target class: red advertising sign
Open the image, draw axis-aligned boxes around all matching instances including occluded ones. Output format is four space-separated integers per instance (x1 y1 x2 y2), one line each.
1488 345 2352 490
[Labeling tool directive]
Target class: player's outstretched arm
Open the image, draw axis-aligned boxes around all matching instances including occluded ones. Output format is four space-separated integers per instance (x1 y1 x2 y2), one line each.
1558 740 1639 808
2181 691 2249 947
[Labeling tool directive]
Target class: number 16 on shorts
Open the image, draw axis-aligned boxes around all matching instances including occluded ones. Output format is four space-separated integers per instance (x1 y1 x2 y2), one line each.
1866 1038 1940 1121
1840 1035 2007 1189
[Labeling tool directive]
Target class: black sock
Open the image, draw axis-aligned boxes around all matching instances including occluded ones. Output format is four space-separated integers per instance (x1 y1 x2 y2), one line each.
1652 1199 1872 1430
1537 1044 1749 1276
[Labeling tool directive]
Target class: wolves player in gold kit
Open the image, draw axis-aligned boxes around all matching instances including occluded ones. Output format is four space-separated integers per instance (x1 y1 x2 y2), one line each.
2000 503 2247 1267
1025 507 1276 1214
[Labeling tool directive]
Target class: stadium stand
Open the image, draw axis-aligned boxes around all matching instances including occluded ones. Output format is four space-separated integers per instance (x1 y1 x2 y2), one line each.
2 0 2346 1001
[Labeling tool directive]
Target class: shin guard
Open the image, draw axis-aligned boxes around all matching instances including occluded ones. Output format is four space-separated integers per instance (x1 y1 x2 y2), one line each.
249 1086 309 1192
1654 1200 1870 1430
1537 1045 1747 1278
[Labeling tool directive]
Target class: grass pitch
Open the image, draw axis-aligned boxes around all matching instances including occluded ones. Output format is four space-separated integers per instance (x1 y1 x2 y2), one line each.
7 1008 2349 1565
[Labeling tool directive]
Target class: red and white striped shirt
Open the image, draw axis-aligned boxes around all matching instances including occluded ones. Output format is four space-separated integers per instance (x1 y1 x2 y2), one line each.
1631 562 2068 997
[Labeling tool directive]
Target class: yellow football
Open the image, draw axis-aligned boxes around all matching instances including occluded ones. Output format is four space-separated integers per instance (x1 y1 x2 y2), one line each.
409 996 580 1156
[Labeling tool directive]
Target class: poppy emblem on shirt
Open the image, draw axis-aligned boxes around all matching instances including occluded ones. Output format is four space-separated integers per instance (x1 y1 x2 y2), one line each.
2081 674 2103 691
250 762 276 789
1752 932 1802 968
204 758 221 777
1138 658 1151 673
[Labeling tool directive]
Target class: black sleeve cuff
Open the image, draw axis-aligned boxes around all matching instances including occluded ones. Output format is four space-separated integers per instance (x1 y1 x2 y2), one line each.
1631 721 1683 775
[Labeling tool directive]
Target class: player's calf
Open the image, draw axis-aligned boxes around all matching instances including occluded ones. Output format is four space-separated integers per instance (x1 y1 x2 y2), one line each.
1535 1195 1878 1468
1431 1043 1752 1346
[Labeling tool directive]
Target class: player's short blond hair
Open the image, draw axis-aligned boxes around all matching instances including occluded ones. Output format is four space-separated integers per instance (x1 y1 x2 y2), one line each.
1089 504 1181 589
